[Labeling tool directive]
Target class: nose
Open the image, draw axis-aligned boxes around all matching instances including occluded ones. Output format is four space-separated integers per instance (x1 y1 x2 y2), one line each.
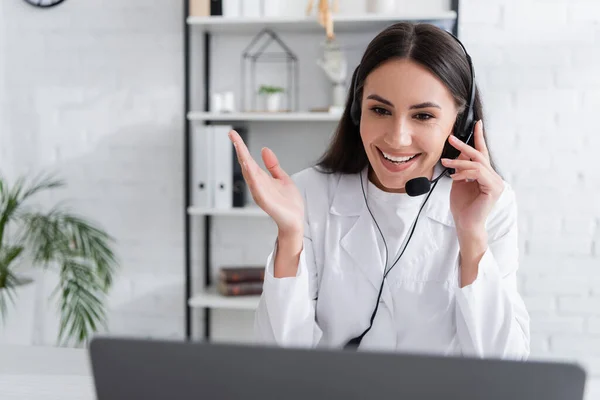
384 117 412 148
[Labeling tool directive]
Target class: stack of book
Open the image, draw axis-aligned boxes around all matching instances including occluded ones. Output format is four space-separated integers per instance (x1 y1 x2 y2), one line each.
217 266 265 296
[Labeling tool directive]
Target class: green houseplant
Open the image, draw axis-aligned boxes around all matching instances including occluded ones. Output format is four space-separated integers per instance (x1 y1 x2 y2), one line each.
0 173 118 346
258 84 285 112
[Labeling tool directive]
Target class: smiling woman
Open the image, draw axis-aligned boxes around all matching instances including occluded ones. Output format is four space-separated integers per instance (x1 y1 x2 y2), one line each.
228 22 530 358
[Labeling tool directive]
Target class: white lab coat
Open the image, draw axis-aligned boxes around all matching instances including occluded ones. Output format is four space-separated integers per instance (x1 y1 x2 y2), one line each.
254 164 530 360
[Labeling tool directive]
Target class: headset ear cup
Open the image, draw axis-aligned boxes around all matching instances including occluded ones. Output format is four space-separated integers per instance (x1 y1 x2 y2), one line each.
440 119 476 174
441 135 459 160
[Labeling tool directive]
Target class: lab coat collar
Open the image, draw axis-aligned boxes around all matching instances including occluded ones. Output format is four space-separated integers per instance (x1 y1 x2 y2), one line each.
329 163 456 227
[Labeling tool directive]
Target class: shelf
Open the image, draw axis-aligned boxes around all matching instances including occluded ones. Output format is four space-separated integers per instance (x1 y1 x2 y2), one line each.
187 12 457 34
187 111 341 122
188 206 268 217
188 286 261 310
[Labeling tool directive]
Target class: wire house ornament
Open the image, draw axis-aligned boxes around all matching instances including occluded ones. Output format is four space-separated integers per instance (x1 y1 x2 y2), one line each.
241 28 299 112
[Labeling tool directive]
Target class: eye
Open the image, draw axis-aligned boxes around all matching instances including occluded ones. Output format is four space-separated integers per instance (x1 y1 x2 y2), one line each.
370 106 391 116
414 113 434 121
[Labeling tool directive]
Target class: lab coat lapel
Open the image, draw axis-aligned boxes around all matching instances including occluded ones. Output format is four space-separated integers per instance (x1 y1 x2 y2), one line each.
331 164 454 292
332 168 394 308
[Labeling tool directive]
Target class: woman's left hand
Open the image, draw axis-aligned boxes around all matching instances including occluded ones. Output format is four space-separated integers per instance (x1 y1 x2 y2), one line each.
441 120 504 235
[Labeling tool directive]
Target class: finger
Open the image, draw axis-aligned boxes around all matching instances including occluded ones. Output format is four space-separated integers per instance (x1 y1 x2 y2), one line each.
450 167 500 196
261 147 289 181
229 129 262 172
227 130 263 190
474 120 490 162
441 158 480 171
457 151 470 161
448 134 487 165
228 129 248 163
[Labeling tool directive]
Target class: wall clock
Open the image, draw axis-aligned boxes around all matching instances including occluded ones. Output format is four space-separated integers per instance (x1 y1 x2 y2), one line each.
23 0 66 8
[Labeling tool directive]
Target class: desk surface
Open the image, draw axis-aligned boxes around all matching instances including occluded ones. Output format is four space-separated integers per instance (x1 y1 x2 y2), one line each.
0 344 95 400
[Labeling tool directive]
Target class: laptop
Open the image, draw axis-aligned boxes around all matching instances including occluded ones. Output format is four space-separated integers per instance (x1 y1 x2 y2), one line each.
89 336 587 400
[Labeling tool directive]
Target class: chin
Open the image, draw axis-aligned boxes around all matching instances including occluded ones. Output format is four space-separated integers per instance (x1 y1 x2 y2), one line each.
369 165 408 191
369 151 436 192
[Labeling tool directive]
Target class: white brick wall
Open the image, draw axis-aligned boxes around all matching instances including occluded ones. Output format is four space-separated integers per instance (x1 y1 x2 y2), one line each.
1 0 600 398
462 1 600 398
0 0 185 345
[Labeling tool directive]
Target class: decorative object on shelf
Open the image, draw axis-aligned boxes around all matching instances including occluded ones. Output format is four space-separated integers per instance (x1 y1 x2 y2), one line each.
22 0 66 8
317 38 347 115
222 91 235 112
258 85 285 112
241 29 298 113
210 92 223 113
0 173 118 347
366 0 396 14
217 266 264 296
189 0 210 16
210 91 236 113
306 0 339 39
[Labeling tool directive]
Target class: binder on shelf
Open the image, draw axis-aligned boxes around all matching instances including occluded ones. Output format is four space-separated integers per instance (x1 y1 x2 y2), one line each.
212 124 233 209
232 126 248 208
191 125 214 208
210 0 222 15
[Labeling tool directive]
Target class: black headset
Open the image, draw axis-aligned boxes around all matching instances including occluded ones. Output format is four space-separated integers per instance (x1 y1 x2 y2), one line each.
344 29 477 350
349 30 477 167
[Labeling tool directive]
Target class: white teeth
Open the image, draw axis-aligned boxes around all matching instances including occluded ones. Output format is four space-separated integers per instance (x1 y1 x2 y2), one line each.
382 151 417 163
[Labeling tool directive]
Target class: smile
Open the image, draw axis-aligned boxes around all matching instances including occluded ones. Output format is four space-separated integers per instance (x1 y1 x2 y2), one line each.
377 147 421 172
381 151 418 163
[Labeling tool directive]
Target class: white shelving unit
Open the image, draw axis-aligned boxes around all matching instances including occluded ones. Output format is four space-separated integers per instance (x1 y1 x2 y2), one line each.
187 111 341 122
189 287 260 310
187 206 267 217
184 6 459 340
187 12 457 33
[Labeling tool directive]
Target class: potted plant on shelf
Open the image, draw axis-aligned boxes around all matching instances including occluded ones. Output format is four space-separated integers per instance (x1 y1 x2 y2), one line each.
258 84 285 112
0 173 118 347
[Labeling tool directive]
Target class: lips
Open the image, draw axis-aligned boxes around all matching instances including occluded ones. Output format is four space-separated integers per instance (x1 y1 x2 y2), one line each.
376 147 421 173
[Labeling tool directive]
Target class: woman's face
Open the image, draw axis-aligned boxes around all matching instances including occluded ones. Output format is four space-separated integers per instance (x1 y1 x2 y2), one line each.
359 58 459 193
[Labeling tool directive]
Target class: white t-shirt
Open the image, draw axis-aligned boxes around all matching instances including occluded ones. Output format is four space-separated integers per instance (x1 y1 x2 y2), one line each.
366 180 427 275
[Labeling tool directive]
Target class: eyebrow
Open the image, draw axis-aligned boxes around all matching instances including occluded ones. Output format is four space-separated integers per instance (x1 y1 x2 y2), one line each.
366 94 394 107
365 94 441 110
409 101 441 110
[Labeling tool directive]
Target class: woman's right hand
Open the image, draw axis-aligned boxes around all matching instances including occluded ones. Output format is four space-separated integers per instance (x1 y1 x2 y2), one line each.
228 130 304 237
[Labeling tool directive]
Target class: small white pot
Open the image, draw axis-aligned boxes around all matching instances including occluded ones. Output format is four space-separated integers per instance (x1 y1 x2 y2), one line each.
265 93 282 112
0 276 36 345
